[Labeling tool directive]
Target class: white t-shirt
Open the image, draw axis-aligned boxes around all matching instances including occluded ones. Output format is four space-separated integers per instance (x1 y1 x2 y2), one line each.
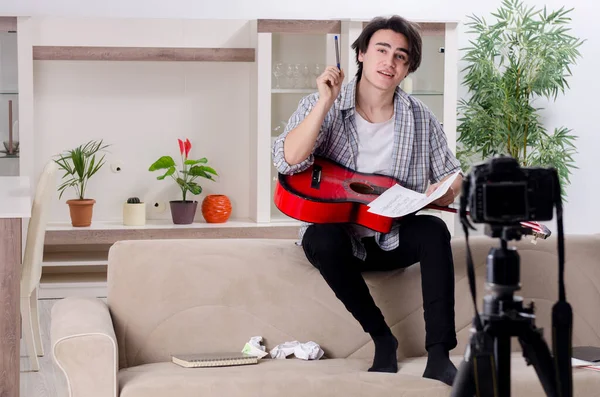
354 111 395 174
352 111 395 238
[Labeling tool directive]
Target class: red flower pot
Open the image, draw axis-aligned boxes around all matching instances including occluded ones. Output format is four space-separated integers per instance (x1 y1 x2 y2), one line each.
201 195 232 223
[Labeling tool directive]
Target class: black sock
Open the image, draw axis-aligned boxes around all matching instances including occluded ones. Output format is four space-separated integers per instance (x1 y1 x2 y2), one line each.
423 343 457 386
368 329 398 373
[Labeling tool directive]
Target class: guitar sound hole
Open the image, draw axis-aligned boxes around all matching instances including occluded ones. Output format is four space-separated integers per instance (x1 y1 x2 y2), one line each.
349 182 375 195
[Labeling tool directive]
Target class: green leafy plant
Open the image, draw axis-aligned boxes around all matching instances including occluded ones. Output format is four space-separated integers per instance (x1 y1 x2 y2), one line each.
149 138 218 201
54 140 110 200
456 0 584 196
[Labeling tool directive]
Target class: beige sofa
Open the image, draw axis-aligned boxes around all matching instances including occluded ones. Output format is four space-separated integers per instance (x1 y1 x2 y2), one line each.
51 234 600 397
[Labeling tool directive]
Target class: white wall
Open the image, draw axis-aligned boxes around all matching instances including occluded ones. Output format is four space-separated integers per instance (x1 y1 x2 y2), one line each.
5 0 598 233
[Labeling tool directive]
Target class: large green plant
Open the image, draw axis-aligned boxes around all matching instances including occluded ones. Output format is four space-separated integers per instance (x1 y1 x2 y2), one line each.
457 0 584 195
55 140 110 200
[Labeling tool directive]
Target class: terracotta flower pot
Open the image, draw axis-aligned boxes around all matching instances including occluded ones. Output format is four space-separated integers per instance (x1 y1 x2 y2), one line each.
66 199 96 227
201 195 232 223
170 200 198 224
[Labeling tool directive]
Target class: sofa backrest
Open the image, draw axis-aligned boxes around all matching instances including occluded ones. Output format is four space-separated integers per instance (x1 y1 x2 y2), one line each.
107 234 600 369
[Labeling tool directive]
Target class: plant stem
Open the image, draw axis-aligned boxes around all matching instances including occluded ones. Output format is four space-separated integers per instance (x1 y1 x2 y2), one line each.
522 87 531 166
515 65 522 162
181 152 186 201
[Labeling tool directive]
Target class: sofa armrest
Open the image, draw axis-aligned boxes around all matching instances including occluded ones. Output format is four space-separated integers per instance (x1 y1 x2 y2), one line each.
51 297 118 397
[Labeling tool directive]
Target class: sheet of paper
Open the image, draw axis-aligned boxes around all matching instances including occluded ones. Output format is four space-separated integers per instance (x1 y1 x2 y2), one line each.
367 171 460 218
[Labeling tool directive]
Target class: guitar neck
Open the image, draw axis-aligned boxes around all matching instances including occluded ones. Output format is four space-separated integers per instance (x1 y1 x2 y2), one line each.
425 203 458 213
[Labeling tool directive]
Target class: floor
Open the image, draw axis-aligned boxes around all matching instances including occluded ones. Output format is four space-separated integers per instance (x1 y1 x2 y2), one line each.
20 299 74 397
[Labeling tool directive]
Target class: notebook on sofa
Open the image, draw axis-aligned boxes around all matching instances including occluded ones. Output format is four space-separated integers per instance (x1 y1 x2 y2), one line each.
172 352 259 368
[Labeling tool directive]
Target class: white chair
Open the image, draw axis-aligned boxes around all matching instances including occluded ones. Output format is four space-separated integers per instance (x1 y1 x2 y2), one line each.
20 160 58 371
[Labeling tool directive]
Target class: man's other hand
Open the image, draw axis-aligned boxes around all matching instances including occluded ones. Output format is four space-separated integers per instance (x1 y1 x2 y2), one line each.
425 183 455 207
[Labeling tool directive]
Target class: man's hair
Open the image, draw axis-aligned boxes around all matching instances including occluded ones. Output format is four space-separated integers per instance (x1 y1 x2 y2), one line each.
351 15 423 79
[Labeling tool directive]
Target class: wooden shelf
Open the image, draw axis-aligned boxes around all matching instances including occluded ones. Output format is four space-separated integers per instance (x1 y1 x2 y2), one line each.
32 46 256 62
0 17 16 33
43 250 108 267
272 88 316 94
410 90 444 96
258 19 341 34
39 272 107 299
44 219 301 245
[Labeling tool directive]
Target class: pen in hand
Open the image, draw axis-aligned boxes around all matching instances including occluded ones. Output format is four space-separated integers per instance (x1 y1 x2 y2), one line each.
334 35 340 70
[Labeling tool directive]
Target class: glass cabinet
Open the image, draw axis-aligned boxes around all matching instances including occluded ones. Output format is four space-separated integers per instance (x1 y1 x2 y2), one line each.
0 29 19 176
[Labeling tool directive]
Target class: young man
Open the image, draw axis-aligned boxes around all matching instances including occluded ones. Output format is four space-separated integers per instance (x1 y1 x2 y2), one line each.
271 15 462 386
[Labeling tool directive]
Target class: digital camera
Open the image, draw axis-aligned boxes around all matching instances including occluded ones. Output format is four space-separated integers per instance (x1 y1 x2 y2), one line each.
464 155 556 224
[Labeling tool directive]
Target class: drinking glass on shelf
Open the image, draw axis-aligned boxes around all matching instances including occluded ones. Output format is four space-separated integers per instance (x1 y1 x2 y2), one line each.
301 64 311 89
292 64 302 88
284 64 294 89
272 62 284 89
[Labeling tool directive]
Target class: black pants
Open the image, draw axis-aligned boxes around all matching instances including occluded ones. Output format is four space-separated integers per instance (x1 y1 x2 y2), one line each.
302 215 457 351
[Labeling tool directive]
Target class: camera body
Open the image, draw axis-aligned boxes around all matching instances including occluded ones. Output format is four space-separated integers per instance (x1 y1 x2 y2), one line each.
465 155 556 224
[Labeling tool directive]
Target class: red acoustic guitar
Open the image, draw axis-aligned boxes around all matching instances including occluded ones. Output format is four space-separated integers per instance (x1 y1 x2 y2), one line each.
273 155 459 234
273 155 551 239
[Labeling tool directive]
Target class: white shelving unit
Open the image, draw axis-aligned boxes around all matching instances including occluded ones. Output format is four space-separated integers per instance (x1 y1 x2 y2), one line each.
12 17 459 298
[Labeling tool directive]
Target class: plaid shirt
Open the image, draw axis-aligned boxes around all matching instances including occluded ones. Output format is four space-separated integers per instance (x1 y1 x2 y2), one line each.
272 76 462 260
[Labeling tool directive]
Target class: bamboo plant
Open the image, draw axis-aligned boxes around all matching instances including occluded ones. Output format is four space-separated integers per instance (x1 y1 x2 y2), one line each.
456 0 585 197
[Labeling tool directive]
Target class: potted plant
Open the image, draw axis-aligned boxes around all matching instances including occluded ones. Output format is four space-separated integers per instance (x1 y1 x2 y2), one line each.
123 197 146 226
456 0 585 198
54 140 110 227
149 138 218 224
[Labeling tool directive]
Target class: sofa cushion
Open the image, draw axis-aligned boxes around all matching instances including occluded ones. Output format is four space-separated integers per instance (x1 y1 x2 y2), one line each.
118 355 600 397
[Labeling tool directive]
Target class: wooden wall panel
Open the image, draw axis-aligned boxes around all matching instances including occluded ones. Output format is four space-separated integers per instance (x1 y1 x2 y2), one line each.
0 17 17 33
33 46 256 62
258 19 341 34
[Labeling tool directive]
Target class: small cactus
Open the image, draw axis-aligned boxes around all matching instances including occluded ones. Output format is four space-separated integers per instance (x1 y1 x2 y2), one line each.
127 197 142 204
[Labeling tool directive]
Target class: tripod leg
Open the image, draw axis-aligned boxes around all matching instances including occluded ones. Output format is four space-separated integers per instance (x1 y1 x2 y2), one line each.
496 335 511 397
518 326 559 397
451 331 497 397
450 358 476 397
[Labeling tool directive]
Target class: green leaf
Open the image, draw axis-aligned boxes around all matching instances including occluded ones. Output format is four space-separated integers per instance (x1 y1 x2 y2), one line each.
186 182 202 195
201 166 217 175
149 156 176 171
176 178 203 196
157 166 176 180
188 165 218 178
184 158 208 165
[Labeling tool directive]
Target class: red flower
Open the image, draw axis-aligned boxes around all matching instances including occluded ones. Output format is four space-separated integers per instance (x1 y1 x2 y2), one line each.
178 139 184 155
184 139 191 158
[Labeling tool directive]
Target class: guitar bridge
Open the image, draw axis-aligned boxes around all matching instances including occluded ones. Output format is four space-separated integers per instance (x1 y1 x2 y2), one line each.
311 164 322 189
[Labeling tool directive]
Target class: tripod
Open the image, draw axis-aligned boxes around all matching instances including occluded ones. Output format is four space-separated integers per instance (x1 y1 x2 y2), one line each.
452 165 573 396
451 224 569 397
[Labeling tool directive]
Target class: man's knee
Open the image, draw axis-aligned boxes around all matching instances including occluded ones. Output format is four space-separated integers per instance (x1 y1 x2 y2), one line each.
411 215 451 242
302 223 350 270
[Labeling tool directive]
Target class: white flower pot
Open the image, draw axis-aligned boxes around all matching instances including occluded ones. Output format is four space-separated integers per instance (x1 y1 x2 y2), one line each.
123 202 146 226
